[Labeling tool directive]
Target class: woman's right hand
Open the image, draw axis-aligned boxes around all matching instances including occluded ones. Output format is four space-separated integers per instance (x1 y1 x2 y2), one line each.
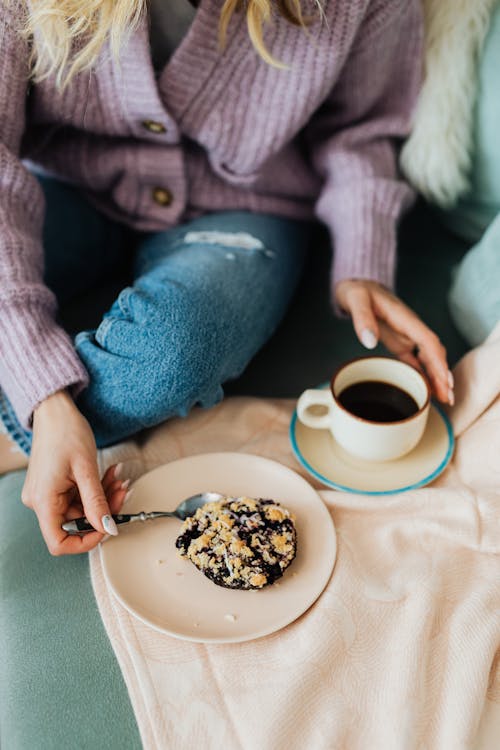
335 279 453 404
21 390 130 556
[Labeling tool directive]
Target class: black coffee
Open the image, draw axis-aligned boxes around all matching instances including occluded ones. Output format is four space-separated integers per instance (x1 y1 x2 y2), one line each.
338 380 419 423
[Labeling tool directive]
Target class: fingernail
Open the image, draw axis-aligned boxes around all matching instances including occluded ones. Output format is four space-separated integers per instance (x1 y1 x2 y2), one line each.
114 462 124 480
361 329 377 350
102 514 118 536
121 478 131 491
448 370 454 389
124 489 134 505
448 388 455 406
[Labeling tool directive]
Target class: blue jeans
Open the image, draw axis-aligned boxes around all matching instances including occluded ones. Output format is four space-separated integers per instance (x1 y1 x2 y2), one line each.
0 178 308 454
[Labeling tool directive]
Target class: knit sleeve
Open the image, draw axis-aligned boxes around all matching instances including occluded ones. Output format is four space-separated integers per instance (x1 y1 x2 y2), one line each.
0 8 89 429
306 0 423 300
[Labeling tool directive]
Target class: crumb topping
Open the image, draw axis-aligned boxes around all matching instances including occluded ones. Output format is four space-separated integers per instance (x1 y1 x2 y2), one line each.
175 497 297 589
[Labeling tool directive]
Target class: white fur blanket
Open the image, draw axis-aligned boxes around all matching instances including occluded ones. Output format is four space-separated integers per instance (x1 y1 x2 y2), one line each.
89 326 500 749
401 0 497 206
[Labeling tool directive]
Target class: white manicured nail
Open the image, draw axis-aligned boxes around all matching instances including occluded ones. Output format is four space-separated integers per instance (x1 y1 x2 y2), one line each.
448 389 455 406
124 489 134 505
121 478 131 491
448 371 454 389
102 514 118 536
361 329 377 350
114 462 124 480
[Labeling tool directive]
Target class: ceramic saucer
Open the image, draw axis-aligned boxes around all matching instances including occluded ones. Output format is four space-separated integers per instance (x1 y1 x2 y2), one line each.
290 401 454 495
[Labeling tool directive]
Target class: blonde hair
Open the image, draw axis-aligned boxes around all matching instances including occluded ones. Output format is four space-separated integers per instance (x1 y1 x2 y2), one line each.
21 0 313 90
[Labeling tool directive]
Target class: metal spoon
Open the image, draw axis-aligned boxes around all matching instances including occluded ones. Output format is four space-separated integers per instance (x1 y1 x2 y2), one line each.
61 491 225 535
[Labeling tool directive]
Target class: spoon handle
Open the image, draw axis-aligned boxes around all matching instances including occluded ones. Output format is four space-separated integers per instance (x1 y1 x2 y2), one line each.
62 511 177 534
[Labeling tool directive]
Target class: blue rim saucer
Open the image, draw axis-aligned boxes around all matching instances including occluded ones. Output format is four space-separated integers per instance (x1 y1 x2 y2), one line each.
289 401 454 495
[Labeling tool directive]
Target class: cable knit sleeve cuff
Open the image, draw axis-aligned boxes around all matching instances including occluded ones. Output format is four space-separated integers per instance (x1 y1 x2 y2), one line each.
330 204 397 292
0 299 89 429
316 178 415 313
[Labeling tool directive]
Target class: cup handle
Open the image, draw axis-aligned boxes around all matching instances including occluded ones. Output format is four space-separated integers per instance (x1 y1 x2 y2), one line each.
296 389 333 430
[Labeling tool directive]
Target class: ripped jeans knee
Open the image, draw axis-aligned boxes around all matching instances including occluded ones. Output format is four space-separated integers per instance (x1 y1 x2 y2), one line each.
76 211 310 448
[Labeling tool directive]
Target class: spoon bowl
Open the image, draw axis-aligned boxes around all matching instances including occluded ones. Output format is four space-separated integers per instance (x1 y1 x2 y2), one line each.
62 491 225 534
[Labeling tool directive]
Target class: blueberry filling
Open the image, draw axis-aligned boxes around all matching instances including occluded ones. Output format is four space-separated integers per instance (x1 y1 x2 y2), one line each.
175 497 297 590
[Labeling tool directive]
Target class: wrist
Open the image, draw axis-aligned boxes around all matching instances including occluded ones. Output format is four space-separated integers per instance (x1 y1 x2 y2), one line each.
33 389 76 422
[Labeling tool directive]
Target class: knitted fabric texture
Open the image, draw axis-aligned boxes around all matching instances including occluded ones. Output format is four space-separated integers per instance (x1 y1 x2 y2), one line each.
0 0 422 427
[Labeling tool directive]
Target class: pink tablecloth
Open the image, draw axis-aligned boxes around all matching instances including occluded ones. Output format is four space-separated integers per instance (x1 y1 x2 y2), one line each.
90 327 500 749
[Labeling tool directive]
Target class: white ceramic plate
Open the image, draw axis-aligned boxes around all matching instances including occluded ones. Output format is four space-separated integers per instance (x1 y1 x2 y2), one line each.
100 452 336 643
290 401 454 495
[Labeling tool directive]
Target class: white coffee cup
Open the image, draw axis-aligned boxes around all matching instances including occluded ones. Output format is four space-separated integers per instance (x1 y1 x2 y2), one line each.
296 356 431 462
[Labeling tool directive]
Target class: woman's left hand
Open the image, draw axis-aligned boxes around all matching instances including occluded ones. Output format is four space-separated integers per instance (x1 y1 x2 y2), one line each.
335 279 454 405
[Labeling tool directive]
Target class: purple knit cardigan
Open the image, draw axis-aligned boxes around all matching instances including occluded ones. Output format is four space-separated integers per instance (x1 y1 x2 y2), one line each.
0 0 422 428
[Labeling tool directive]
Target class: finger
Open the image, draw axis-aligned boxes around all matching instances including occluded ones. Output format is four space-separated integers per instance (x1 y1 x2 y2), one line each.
372 294 451 403
101 463 124 493
398 351 426 375
377 322 425 373
105 478 130 499
343 286 380 349
36 500 105 556
65 501 85 520
377 320 414 355
408 334 449 403
416 341 451 404
73 459 118 536
63 480 128 526
101 465 116 494
108 486 129 514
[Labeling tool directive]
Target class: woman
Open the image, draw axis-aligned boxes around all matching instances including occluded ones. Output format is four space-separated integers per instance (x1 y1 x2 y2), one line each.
0 0 451 555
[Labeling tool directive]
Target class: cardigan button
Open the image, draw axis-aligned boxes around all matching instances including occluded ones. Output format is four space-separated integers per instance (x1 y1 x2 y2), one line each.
142 120 167 134
152 187 173 206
